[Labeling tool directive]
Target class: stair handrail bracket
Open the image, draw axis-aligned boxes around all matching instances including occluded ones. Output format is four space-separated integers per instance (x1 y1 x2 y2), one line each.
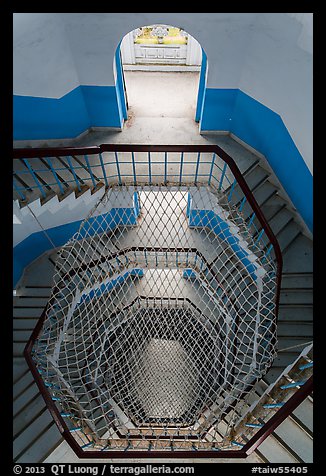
14 144 295 459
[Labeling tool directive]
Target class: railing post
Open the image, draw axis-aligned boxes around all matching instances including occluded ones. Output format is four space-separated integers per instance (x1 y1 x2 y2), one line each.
164 152 168 184
66 156 82 192
179 152 184 185
218 162 227 192
22 158 47 199
46 157 65 196
208 152 216 186
131 152 137 185
194 152 201 185
114 152 122 186
148 152 152 184
13 177 26 201
98 152 109 188
84 154 97 189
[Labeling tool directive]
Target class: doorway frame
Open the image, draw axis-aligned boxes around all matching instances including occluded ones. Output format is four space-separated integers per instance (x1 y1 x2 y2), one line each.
114 30 208 129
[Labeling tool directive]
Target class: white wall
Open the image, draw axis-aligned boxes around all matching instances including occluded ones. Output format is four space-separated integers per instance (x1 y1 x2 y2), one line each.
237 13 313 173
13 13 80 98
14 13 257 95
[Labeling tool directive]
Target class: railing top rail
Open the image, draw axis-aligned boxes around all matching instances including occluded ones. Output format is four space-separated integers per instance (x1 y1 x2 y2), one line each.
13 143 227 158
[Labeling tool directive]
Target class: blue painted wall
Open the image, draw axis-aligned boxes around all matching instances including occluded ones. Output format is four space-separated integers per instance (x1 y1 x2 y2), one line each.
195 49 207 122
13 88 90 140
13 85 123 141
200 89 313 232
13 207 138 287
115 43 128 121
199 88 237 131
81 85 123 130
79 269 144 305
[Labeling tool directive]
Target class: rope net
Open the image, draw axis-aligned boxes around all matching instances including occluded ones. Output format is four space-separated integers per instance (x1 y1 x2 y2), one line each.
31 183 277 452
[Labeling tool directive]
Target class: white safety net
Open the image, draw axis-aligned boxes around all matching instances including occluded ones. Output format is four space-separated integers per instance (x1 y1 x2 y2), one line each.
31 183 278 452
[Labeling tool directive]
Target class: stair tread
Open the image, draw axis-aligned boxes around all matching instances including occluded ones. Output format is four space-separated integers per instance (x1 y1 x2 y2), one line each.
291 398 313 435
273 417 313 462
254 433 300 463
15 422 63 463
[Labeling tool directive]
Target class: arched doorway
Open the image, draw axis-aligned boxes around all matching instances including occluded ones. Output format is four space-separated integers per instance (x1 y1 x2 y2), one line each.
114 24 208 133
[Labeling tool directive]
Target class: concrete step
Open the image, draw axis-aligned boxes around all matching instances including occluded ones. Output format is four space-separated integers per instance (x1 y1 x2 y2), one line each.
13 370 35 400
13 357 29 383
13 296 49 308
13 307 44 318
278 304 313 322
281 272 313 289
13 381 40 417
277 321 312 338
14 393 47 438
14 318 40 330
279 289 313 305
255 433 300 463
275 219 302 254
15 421 63 463
273 416 313 462
14 329 34 343
277 337 313 353
291 397 313 436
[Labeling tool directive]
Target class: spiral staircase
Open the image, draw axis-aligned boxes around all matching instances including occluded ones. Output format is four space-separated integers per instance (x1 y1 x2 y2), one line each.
13 138 313 463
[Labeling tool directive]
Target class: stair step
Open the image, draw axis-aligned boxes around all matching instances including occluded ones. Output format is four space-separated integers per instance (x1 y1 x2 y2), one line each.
282 235 313 274
14 318 39 330
268 208 294 236
291 397 313 436
13 308 44 318
13 297 49 308
17 286 52 297
14 393 47 438
278 305 312 322
14 371 35 399
241 182 278 220
260 195 286 220
14 342 29 356
273 416 313 462
276 220 302 253
19 253 56 288
277 322 313 338
14 406 55 460
277 337 313 352
281 273 313 289
13 382 40 417
13 357 30 383
13 159 46 203
15 421 63 463
279 289 313 305
14 329 34 343
271 352 303 369
251 433 299 463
